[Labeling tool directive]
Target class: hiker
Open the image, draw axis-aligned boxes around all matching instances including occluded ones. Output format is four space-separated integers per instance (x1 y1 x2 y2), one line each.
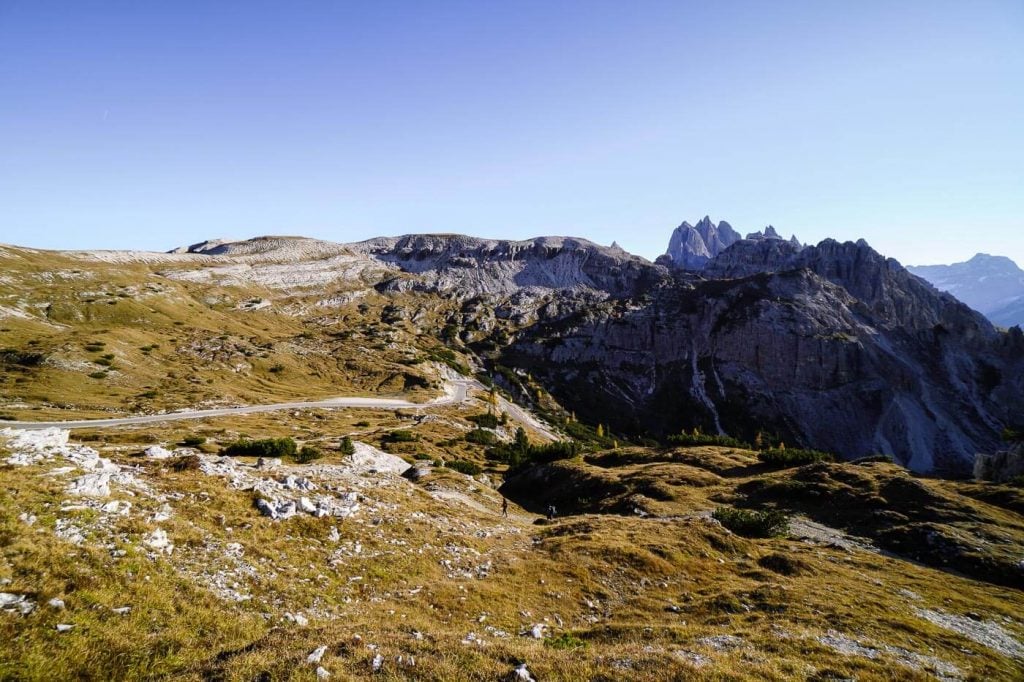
546 504 557 521
501 497 509 517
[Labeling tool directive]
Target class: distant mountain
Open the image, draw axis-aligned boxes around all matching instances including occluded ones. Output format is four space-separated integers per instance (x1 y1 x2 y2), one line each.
908 254 1024 328
660 216 801 270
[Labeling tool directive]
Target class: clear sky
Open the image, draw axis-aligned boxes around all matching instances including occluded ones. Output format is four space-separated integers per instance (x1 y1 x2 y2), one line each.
1 1 1022 266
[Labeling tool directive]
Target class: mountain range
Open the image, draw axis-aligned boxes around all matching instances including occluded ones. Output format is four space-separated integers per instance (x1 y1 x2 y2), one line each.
5 218 1019 476
909 253 1024 328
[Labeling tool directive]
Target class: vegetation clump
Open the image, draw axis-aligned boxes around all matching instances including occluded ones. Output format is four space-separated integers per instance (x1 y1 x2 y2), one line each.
467 412 506 428
338 436 355 455
713 507 790 538
444 459 483 476
544 632 586 650
486 428 582 467
666 430 751 449
294 445 323 463
465 428 498 445
383 430 416 444
758 447 835 467
0 349 47 367
181 436 206 447
222 437 297 458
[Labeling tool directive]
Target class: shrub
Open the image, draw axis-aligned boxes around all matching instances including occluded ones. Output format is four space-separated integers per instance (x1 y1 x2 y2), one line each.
712 507 789 538
139 390 158 399
338 436 355 455
758 447 834 467
88 371 108 379
0 349 47 367
445 460 483 476
383 430 416 444
544 633 586 650
467 412 500 429
222 437 297 458
268 363 285 374
94 357 114 367
354 421 370 427
666 432 752 449
486 434 581 468
181 436 206 447
294 445 323 463
465 428 498 445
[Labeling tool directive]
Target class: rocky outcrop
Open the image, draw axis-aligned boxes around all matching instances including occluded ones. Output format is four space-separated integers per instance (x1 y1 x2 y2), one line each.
662 218 802 270
974 443 1024 483
662 216 742 270
499 239 1020 474
352 234 663 299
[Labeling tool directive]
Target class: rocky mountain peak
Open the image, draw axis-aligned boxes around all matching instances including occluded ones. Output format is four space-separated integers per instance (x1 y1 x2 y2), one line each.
665 218 804 271
907 252 1024 327
663 216 743 270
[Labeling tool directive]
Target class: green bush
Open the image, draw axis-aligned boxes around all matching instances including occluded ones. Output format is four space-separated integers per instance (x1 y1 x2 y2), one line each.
0 349 47 367
444 460 483 476
88 371 108 379
338 436 355 455
544 633 586 650
487 435 581 468
222 437 297 458
712 507 789 538
666 431 752 449
181 436 206 447
757 447 834 467
465 428 498 445
294 445 323 463
467 412 501 429
383 430 416 444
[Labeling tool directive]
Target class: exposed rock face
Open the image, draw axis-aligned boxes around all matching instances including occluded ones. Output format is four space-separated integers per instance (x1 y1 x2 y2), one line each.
974 443 1024 483
908 253 1024 328
351 234 662 299
500 239 1020 474
661 218 803 271
662 216 742 270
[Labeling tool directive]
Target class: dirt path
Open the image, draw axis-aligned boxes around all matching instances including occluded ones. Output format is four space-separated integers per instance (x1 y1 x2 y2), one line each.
427 488 537 525
2 380 473 430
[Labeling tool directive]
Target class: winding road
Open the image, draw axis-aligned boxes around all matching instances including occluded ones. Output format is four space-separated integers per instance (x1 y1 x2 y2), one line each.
3 380 474 430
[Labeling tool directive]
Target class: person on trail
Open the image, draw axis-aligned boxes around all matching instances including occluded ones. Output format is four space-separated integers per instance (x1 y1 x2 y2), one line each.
546 504 557 521
501 497 509 518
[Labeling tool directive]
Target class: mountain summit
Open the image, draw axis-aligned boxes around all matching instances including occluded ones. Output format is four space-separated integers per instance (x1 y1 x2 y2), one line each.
661 217 801 270
908 253 1024 327
662 216 742 269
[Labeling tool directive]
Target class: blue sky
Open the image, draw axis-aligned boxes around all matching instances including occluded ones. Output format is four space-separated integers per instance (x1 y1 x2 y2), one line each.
1 1 1022 266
